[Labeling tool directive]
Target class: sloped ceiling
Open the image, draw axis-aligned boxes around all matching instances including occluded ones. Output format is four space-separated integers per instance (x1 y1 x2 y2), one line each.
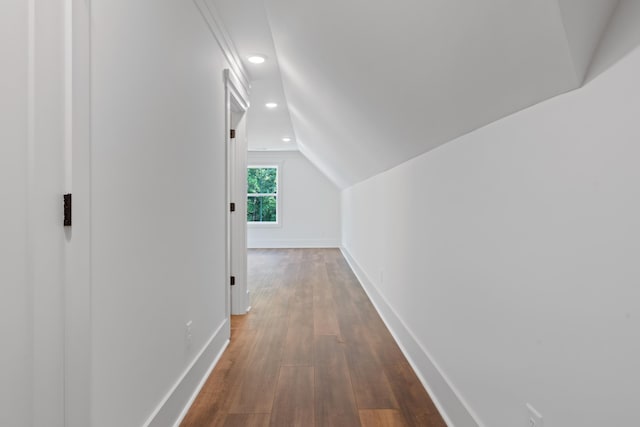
557 0 619 81
213 0 618 188
211 0 298 151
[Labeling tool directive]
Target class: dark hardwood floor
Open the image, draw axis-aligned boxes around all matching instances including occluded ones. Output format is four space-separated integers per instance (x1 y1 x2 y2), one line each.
181 249 446 427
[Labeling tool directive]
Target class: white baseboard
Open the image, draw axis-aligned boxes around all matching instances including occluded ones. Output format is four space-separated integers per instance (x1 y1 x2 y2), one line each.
248 238 340 248
340 247 484 427
143 319 230 427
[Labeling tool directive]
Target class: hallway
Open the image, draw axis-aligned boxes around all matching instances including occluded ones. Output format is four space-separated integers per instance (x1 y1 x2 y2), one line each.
181 249 446 426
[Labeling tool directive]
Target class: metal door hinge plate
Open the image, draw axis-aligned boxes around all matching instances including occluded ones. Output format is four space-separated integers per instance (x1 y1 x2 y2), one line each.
63 194 72 226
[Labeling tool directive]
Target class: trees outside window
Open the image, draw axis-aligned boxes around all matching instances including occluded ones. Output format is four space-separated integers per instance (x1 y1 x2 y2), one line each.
247 166 278 223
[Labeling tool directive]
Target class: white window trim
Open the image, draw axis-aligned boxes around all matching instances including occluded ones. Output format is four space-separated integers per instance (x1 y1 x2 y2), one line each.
247 163 282 228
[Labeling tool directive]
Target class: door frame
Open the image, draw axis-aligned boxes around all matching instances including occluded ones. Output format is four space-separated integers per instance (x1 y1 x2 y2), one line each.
64 0 92 426
224 69 250 319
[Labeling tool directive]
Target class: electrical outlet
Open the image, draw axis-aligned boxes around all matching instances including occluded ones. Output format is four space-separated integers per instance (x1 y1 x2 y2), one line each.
526 403 543 427
185 320 193 348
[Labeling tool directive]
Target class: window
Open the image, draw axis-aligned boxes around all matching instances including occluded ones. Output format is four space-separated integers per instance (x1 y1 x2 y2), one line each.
247 166 279 224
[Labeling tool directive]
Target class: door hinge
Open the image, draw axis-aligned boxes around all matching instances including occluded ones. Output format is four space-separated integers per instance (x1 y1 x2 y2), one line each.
230 202 236 212
63 193 72 226
230 129 236 139
230 276 236 286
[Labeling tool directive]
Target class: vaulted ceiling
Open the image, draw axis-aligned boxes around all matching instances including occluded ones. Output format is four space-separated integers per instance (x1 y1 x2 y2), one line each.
212 0 619 188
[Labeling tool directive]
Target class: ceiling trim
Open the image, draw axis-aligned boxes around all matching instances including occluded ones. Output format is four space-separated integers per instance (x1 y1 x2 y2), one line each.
193 0 251 94
224 69 250 111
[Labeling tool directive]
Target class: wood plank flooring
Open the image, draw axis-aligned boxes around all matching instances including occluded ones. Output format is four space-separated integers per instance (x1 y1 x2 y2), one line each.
181 249 446 427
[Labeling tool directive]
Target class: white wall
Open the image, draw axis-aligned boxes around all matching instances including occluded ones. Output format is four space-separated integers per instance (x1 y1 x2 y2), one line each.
90 1 236 425
248 151 341 248
1 1 66 426
342 11 640 427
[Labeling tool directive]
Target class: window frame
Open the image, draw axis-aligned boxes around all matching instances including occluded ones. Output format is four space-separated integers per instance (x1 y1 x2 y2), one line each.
247 163 282 228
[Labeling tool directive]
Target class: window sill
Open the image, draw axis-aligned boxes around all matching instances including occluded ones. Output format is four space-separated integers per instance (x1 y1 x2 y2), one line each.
248 221 282 229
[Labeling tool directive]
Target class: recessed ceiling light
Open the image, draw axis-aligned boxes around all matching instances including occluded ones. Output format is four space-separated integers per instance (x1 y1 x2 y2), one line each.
282 137 292 142
265 102 278 109
247 55 266 64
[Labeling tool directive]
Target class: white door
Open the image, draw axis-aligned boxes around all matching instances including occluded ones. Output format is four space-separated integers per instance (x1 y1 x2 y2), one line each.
225 70 250 317
231 111 249 315
0 1 67 426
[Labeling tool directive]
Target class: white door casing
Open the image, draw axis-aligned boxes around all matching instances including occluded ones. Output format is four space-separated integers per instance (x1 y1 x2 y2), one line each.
225 69 250 316
0 0 68 425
